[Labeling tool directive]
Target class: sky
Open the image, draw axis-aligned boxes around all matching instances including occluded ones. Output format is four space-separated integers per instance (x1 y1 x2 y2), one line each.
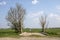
0 0 60 28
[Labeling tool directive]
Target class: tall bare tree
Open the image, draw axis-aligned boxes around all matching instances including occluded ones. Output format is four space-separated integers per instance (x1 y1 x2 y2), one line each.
40 14 48 33
6 4 25 33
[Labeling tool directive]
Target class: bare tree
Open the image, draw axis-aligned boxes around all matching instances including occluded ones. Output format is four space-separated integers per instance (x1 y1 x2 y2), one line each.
40 14 48 33
6 4 25 33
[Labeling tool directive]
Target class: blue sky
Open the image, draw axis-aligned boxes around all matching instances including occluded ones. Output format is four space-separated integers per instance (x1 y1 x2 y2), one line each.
0 0 60 28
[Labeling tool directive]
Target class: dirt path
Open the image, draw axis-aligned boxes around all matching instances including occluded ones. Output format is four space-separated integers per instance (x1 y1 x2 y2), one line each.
19 32 46 36
0 37 60 40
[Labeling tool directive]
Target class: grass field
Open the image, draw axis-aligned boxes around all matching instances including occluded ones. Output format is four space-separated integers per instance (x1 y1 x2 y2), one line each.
0 28 60 37
23 28 42 33
0 29 19 37
46 28 60 37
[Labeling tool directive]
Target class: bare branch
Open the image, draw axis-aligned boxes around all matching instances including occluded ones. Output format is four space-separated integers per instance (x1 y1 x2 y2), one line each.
6 3 26 33
39 14 48 32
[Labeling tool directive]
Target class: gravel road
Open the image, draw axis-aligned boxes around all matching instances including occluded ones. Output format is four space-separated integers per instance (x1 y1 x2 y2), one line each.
0 37 60 40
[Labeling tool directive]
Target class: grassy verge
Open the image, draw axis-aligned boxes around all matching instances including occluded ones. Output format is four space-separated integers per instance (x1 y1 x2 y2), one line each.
0 29 19 37
45 28 60 37
0 28 60 37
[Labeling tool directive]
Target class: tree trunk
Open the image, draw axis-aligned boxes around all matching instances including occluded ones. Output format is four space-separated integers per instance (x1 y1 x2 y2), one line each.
18 26 22 33
18 22 22 34
42 25 45 33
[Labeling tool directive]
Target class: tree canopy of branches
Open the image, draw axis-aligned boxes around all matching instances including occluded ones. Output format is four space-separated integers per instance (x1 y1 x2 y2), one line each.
6 4 25 33
40 14 48 33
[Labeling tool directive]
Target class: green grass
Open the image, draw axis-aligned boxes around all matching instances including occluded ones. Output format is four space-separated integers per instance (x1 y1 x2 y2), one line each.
45 28 60 37
23 28 42 33
0 29 19 37
0 28 60 37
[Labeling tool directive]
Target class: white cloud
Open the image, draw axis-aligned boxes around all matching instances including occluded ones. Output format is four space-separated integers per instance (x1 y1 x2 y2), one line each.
56 5 60 10
48 13 53 17
24 11 43 28
49 13 60 20
27 11 44 18
0 1 6 6
49 13 58 17
32 0 39 5
25 12 60 28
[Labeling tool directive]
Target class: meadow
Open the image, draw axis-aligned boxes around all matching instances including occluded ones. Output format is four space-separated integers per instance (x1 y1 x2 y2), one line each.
0 28 60 37
0 29 19 37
